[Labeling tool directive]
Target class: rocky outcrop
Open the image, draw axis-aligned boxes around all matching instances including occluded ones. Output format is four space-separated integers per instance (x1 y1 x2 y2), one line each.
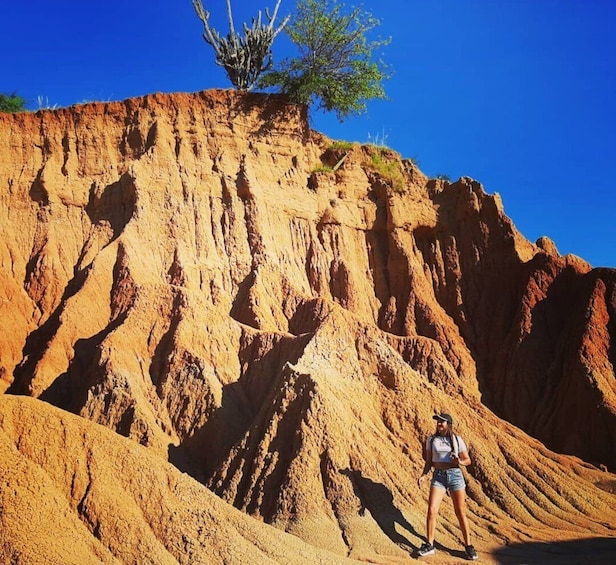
0 395 354 564
1 90 615 561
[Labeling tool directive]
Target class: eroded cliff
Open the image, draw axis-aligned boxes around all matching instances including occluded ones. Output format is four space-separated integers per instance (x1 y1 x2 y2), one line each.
1 90 615 563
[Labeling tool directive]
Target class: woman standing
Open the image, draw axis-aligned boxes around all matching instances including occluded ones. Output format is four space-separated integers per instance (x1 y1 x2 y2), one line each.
417 413 477 560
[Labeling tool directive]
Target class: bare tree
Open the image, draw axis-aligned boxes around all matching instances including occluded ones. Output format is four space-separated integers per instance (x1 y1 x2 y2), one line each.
192 0 290 91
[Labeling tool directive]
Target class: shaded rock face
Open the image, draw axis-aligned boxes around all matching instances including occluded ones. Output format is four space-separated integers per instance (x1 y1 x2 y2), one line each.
1 90 615 561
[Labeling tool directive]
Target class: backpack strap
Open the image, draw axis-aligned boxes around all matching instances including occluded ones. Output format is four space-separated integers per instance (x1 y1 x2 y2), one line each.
452 434 459 458
424 435 435 462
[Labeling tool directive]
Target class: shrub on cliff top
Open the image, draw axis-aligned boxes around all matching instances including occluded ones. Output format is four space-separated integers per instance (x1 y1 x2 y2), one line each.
0 92 27 113
191 0 290 91
260 0 390 120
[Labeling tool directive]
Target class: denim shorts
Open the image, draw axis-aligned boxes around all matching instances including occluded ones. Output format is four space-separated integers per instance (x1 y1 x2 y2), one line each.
431 468 466 492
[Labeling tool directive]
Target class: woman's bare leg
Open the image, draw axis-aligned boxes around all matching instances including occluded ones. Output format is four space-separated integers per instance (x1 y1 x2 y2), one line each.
450 488 471 546
426 486 447 544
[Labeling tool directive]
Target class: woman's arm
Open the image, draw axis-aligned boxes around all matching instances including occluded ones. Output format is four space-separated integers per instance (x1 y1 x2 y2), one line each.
417 438 433 486
453 449 472 467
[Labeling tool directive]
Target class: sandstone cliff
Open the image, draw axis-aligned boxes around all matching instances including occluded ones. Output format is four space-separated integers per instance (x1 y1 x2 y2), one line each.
1 90 615 563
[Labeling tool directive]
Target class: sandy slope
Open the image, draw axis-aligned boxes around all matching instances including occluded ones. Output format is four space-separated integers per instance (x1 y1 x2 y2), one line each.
0 395 361 564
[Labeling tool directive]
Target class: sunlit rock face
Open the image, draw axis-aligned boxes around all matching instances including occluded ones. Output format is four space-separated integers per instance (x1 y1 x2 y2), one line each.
1 90 615 563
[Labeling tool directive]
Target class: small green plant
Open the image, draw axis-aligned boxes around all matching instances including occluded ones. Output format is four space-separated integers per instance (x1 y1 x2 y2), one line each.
329 140 354 151
0 92 27 113
312 164 335 173
369 150 391 170
366 148 405 192
436 173 451 181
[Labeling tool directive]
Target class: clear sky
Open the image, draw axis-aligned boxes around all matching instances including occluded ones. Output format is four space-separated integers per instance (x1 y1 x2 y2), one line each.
3 1 615 267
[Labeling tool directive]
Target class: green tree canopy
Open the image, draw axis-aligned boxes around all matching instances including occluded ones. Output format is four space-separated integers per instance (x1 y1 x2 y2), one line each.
260 0 390 120
0 92 27 113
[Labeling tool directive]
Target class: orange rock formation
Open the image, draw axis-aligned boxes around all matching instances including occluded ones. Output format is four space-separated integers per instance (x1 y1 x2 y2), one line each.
1 90 615 563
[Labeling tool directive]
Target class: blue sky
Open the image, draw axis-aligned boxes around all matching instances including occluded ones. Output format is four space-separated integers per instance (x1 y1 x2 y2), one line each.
3 1 615 267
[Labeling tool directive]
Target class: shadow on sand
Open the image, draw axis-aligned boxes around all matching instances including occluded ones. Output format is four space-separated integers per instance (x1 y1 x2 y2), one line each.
341 469 422 553
493 536 616 564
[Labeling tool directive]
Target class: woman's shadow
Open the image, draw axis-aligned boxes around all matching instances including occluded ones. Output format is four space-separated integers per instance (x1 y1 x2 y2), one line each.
341 469 421 553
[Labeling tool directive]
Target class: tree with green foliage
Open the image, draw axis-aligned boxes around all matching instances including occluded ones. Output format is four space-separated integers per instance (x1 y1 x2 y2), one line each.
260 0 390 120
192 0 290 91
0 92 27 113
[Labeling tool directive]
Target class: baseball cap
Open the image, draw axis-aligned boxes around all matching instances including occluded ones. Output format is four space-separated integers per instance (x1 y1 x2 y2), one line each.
433 413 453 424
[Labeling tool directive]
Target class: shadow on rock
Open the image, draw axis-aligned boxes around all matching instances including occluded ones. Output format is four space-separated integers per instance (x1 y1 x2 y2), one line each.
341 469 420 552
493 536 616 564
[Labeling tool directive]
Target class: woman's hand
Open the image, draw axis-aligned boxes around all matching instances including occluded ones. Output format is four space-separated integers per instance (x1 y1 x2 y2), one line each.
455 451 472 467
417 474 427 487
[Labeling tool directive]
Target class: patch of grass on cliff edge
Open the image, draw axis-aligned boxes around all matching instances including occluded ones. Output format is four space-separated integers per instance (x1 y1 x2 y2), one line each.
365 147 406 193
312 164 335 173
311 139 407 193
329 140 356 151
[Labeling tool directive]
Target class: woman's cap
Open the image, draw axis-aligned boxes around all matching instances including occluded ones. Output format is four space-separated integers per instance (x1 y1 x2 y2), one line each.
433 413 453 424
